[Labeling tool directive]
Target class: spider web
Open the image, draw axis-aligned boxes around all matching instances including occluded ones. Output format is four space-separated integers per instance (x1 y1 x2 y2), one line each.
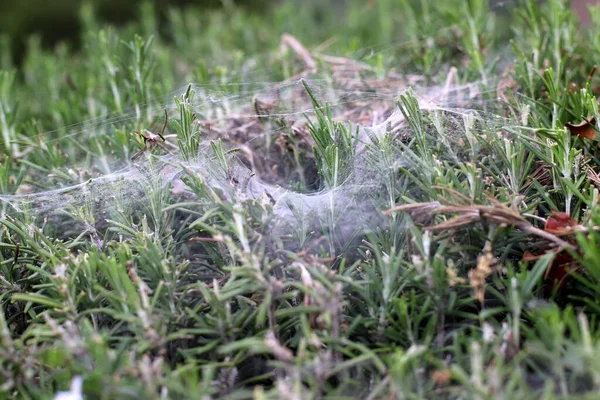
0 8 518 257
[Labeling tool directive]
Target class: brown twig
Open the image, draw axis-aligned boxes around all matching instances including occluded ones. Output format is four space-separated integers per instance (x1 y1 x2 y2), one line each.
385 202 576 249
281 34 317 71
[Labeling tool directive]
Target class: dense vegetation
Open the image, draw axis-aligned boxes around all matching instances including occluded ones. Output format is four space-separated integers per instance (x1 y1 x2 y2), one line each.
3 0 600 398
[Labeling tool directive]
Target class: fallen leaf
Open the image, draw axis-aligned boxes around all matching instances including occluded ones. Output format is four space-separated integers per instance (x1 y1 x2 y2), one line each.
544 212 578 232
523 212 581 293
565 117 597 140
543 251 578 289
543 214 579 289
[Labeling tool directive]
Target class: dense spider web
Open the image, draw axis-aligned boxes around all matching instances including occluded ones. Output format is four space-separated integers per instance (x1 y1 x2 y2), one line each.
0 6 518 256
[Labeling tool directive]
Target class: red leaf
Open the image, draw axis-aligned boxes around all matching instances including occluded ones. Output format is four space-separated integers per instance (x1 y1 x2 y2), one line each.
545 212 578 232
544 250 579 292
520 213 582 293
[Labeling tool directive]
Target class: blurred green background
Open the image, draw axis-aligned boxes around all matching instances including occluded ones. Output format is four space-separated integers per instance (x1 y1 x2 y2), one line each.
0 0 270 64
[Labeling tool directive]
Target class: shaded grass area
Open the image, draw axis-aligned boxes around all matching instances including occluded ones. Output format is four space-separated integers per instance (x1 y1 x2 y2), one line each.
4 0 600 398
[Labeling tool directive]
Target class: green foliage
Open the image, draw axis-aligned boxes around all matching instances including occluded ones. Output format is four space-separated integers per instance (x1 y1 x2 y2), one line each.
303 80 358 189
5 0 600 399
172 84 202 163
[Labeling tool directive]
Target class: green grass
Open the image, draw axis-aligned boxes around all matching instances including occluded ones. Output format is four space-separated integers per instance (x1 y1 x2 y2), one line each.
4 0 600 398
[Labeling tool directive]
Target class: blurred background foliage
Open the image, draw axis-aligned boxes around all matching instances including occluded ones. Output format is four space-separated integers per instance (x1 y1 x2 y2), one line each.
0 0 547 69
0 0 270 65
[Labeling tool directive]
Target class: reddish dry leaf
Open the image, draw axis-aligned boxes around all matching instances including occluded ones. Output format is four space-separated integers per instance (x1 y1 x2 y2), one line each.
565 117 597 140
523 213 581 293
543 213 579 289
544 251 578 289
544 212 578 232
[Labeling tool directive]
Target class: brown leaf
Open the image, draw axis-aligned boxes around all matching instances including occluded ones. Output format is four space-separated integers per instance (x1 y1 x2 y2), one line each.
522 213 581 293
543 250 578 290
544 212 578 232
542 213 580 291
565 117 597 139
